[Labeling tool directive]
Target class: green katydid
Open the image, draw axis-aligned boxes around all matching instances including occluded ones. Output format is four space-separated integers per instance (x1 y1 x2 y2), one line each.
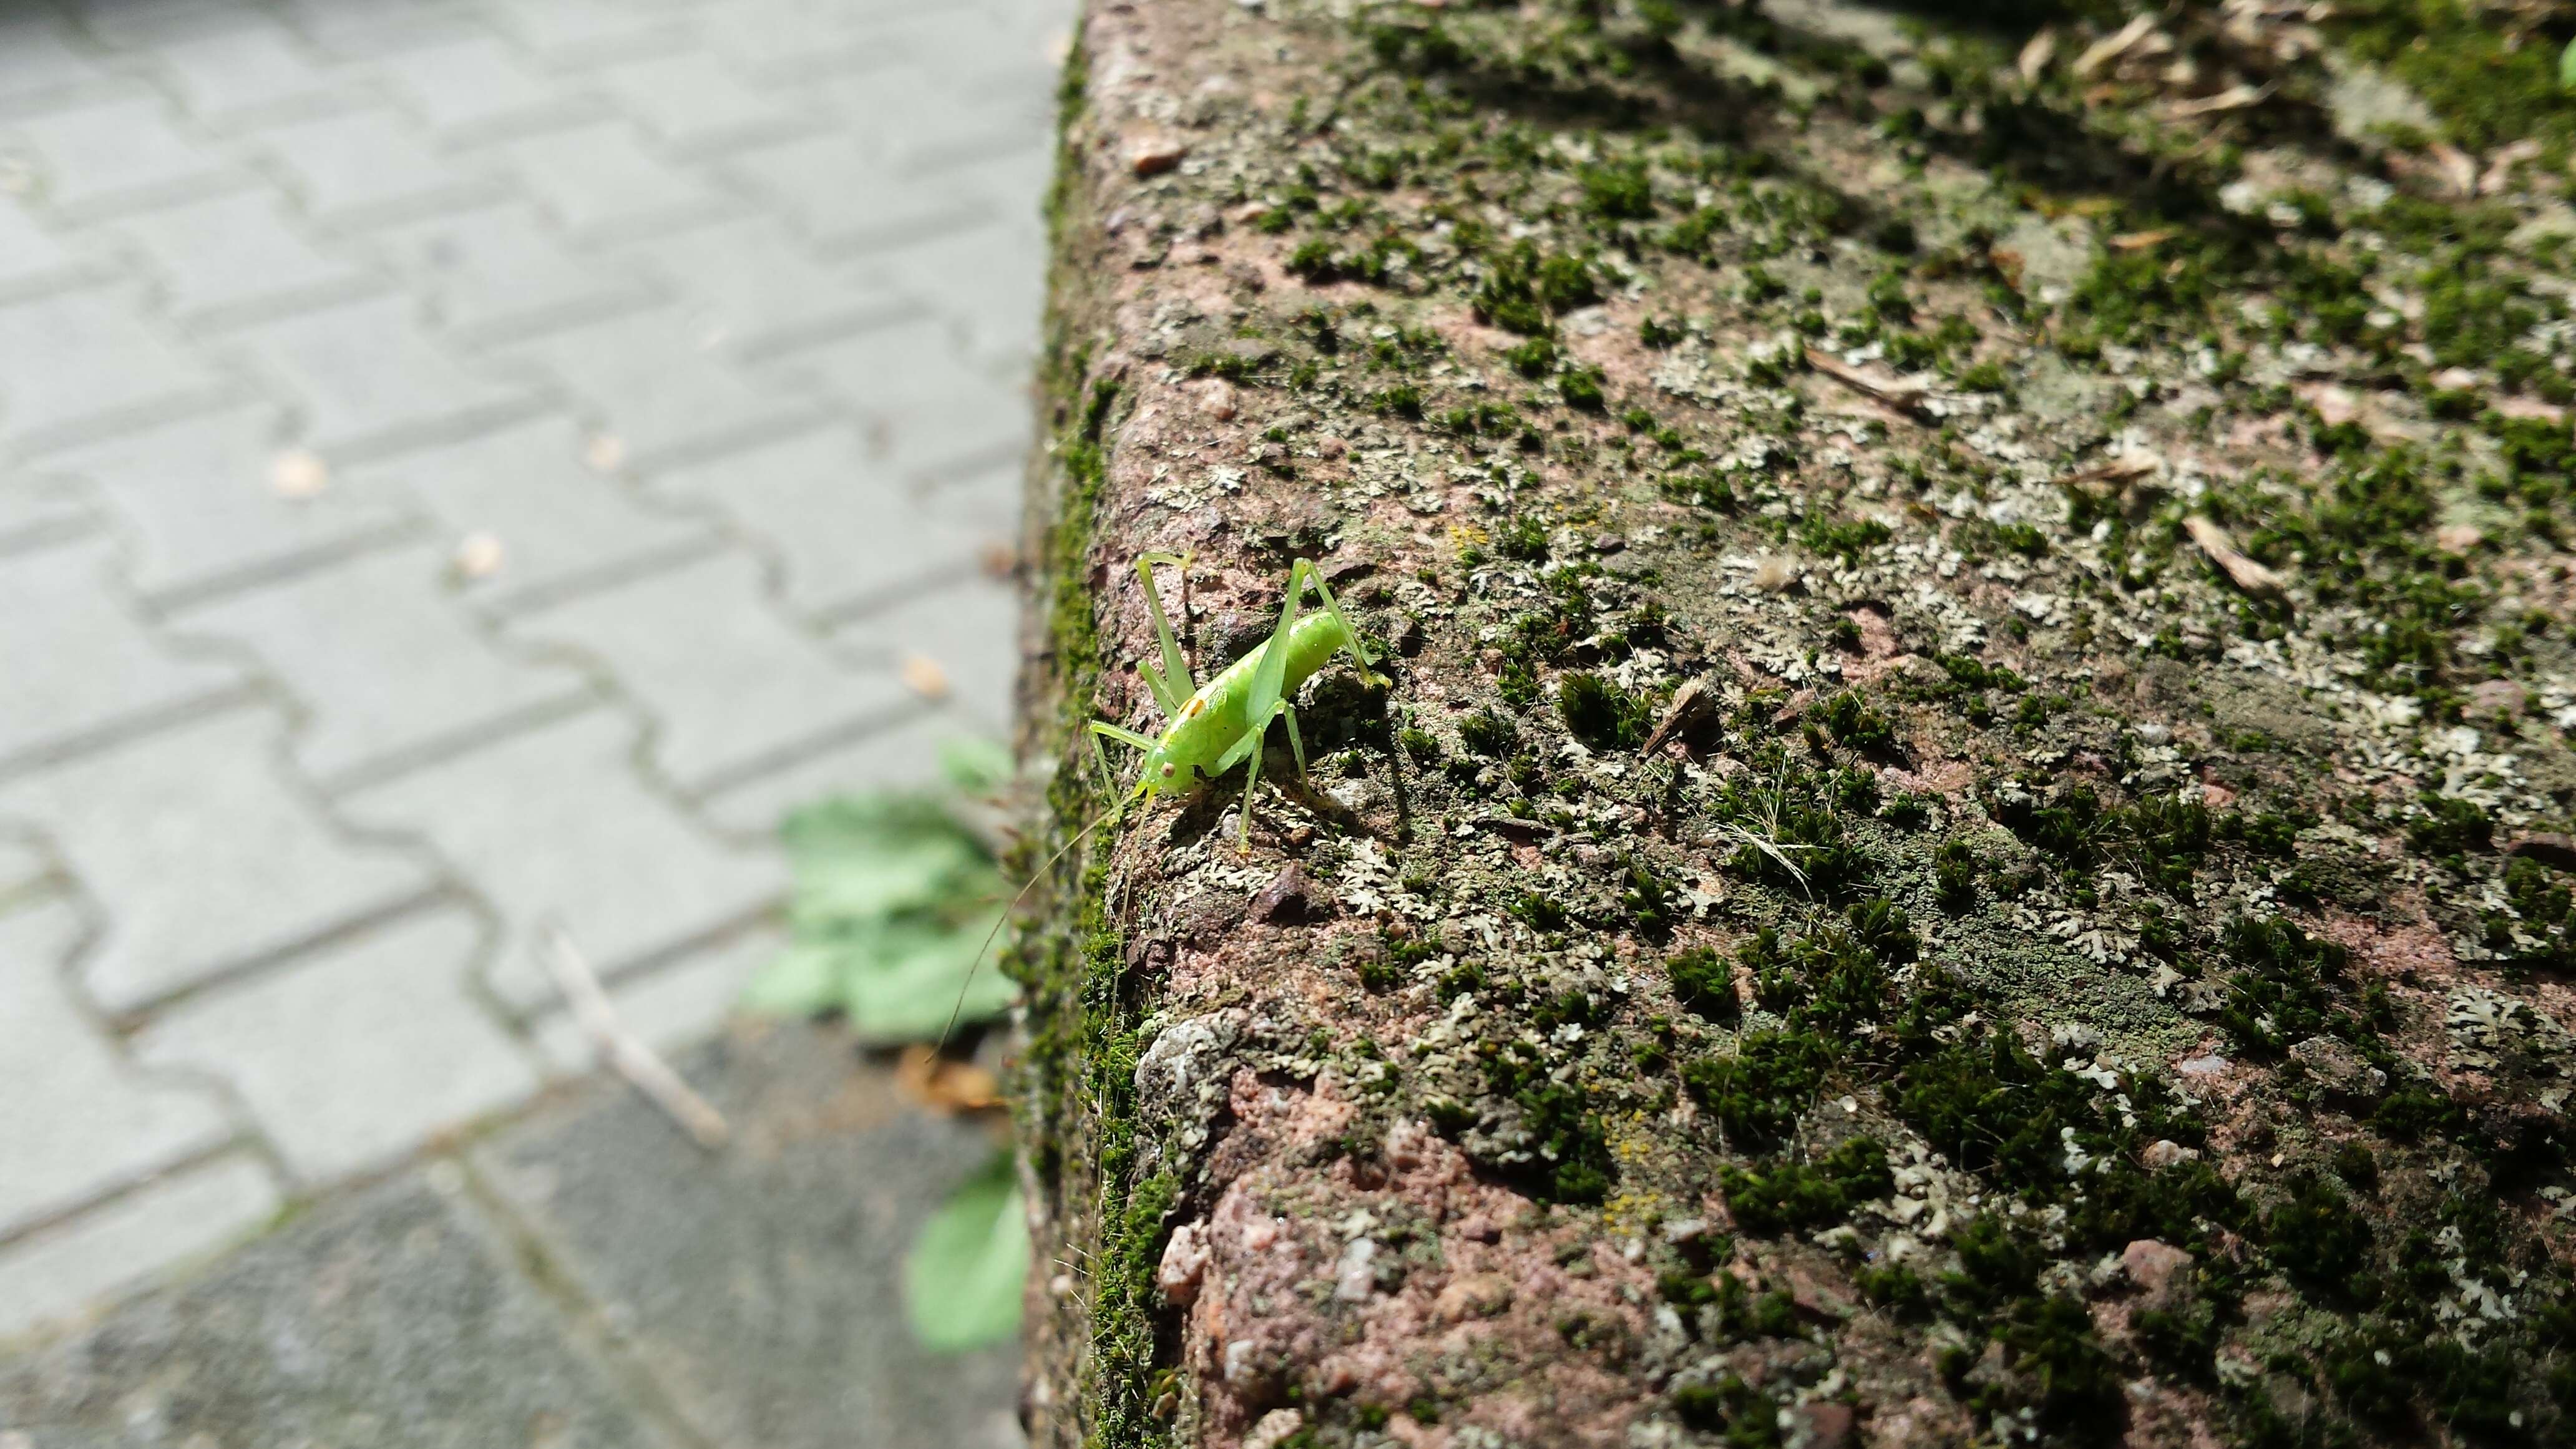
939 552 1384 1042
1086 551 1387 848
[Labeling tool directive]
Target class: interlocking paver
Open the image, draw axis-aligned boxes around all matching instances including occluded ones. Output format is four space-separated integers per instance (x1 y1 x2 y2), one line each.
2 94 242 218
340 709 780 1009
821 64 1039 175
0 285 227 452
865 218 1047 371
725 132 985 253
114 191 370 323
254 105 491 222
149 21 348 127
375 202 650 340
785 313 1031 479
180 544 590 786
0 1153 279 1342
0 471 92 555
500 122 721 240
0 540 244 776
353 415 714 612
232 295 530 456
136 909 540 1182
530 925 778 1073
509 550 911 791
597 49 808 152
648 422 1003 619
836 574 1018 736
0 897 235 1239
0 708 437 1012
625 215 911 358
487 0 693 66
696 703 945 839
0 0 1073 1368
504 308 823 468
0 1173 671 1447
0 16 119 114
50 406 413 604
371 31 582 140
0 195 86 300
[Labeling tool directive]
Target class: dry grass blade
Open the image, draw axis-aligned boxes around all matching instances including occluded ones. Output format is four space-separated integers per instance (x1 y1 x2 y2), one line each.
1639 677 1711 758
1803 348 1930 417
2183 514 2288 600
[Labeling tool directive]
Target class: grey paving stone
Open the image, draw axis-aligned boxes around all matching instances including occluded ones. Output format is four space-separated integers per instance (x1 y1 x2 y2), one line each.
0 540 243 777
530 924 778 1073
784 313 1032 480
865 217 1048 371
596 49 808 152
0 17 120 115
511 550 912 791
0 472 92 555
179 544 590 786
148 20 349 127
373 202 648 341
0 707 437 1013
253 105 490 222
503 308 822 469
474 1019 1022 1449
0 1153 280 1344
61 0 263 49
338 708 780 1010
695 701 947 839
0 832 49 904
0 195 86 300
0 1173 669 1448
486 0 693 66
371 31 582 139
647 422 1004 619
232 295 531 456
724 132 986 253
625 214 912 358
697 0 909 80
2 94 242 218
136 909 540 1183
0 897 234 1240
113 191 369 323
0 285 227 453
351 415 713 613
836 573 1019 737
820 62 1040 175
276 0 474 59
499 122 721 241
50 405 414 605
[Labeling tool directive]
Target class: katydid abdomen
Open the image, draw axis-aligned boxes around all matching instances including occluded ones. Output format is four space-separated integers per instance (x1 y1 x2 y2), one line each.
1154 609 1359 783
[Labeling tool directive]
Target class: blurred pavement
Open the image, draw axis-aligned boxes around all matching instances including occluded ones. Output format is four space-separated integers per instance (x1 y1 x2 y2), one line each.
0 0 1063 1438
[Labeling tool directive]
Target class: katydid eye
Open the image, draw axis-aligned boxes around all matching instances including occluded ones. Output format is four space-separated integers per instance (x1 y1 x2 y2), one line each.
1160 763 1176 778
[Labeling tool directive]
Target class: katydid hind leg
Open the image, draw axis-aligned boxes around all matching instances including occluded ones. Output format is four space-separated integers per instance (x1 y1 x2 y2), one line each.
1245 559 1308 724
1305 560 1384 685
1282 700 1308 783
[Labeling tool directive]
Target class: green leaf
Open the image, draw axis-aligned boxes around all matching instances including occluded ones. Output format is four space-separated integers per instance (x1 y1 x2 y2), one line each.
784 799 994 926
737 940 842 1016
904 1151 1027 1352
939 736 1016 794
837 909 1015 1043
2562 35 2576 92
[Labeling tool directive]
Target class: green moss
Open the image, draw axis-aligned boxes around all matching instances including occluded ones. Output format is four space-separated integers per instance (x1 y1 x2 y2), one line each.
1717 1136 1891 1234
1559 670 1651 749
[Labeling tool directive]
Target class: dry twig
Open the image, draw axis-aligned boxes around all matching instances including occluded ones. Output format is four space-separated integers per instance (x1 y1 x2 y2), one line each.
2183 514 2288 600
544 924 730 1150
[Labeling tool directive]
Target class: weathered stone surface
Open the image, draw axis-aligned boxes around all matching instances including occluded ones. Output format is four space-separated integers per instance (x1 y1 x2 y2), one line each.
475 1020 1022 1449
0 1153 281 1343
0 1173 668 1447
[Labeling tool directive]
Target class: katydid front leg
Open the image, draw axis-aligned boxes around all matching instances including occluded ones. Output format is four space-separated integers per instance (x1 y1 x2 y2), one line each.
1087 720 1160 796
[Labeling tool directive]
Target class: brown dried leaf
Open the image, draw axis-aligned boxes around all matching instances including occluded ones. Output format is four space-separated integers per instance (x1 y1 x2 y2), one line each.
2183 514 2286 599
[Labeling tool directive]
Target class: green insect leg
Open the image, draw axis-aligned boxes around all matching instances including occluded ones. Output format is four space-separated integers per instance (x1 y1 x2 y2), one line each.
1133 551 1195 715
1087 721 1160 796
1300 560 1384 686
